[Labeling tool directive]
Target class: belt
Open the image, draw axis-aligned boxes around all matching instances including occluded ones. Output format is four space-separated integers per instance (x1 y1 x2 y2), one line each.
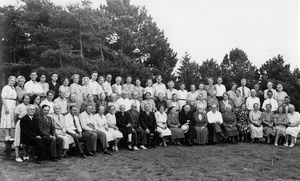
178 99 186 101
5 98 16 101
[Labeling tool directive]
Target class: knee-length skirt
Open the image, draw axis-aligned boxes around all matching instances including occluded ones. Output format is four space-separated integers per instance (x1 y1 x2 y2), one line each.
286 126 300 138
250 124 263 138
169 127 185 140
109 128 123 140
0 100 16 128
57 134 74 149
275 125 286 136
157 127 172 137
193 126 208 145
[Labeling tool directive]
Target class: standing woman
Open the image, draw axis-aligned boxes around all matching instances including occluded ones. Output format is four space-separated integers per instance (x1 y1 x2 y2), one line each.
167 93 180 113
155 105 172 147
219 93 234 113
144 79 155 99
197 83 207 101
193 105 208 145
70 74 84 111
261 104 275 144
227 83 237 101
249 103 263 142
82 77 92 101
15 76 26 105
274 106 288 146
166 81 178 104
167 106 185 145
233 89 244 112
31 94 41 116
59 77 71 99
187 84 199 106
194 93 207 112
206 90 219 112
134 78 144 101
38 74 49 99
235 104 250 142
1 76 17 141
177 83 188 110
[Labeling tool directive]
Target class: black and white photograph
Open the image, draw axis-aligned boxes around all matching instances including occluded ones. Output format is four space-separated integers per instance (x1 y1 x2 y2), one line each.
0 0 299 180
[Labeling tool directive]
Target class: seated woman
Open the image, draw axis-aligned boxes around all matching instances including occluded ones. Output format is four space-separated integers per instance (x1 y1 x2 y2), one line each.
96 93 108 112
235 104 250 142
167 106 185 145
249 103 263 142
155 105 172 147
81 94 96 114
207 104 224 144
94 106 115 151
179 104 194 145
50 105 74 158
284 105 300 148
233 89 244 112
192 105 208 145
274 106 288 146
31 94 41 116
219 93 234 113
106 105 124 151
141 92 156 112
194 93 207 113
167 93 180 113
222 105 239 143
261 104 276 144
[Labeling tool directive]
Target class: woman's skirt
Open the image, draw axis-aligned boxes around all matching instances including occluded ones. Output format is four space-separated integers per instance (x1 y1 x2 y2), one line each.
223 125 239 137
0 100 16 128
13 120 21 147
157 127 172 137
286 126 300 137
169 127 185 140
109 128 123 140
250 124 263 139
193 126 208 144
57 134 74 149
275 125 287 136
263 126 276 137
98 128 114 142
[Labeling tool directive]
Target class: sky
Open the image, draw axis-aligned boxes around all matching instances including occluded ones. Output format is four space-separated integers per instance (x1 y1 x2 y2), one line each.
1 0 299 69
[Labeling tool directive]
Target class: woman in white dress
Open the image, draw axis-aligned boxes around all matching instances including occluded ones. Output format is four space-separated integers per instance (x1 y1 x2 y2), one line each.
1 76 17 141
155 105 172 147
166 81 177 103
59 77 71 99
249 103 263 142
106 105 123 151
177 83 188 110
82 77 92 101
94 106 114 146
143 79 155 99
284 105 300 148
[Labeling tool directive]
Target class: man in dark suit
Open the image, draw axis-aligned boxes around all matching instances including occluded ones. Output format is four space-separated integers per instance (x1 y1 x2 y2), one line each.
140 103 157 148
48 73 60 99
20 105 46 163
116 104 139 151
39 104 64 161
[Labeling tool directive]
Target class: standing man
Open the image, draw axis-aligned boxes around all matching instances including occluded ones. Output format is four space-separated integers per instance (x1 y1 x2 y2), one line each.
24 71 44 97
246 89 261 111
112 76 123 99
49 73 60 99
38 105 64 161
103 74 113 99
89 71 103 100
153 75 167 99
214 77 226 102
237 78 250 99
140 104 157 148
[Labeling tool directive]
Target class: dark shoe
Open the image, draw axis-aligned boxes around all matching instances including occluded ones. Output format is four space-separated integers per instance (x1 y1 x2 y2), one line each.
50 158 58 162
87 152 95 156
103 150 112 155
80 153 87 158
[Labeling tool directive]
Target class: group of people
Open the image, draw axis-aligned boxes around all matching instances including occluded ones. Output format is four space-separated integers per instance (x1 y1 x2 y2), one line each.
1 71 300 164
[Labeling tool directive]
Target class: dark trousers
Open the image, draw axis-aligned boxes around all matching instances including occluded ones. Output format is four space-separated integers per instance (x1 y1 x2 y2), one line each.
42 136 64 159
28 138 47 161
68 132 84 154
93 130 108 152
208 123 223 143
132 127 147 146
216 96 223 102
144 129 157 147
82 130 97 152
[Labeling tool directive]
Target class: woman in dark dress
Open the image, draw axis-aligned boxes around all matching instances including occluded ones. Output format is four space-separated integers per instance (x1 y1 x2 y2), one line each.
167 106 185 145
179 104 194 145
222 105 239 143
193 105 208 145
235 104 250 142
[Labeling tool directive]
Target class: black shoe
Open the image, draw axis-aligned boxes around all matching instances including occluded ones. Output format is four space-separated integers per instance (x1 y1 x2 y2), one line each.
87 152 95 156
80 153 87 158
103 150 112 155
50 158 58 162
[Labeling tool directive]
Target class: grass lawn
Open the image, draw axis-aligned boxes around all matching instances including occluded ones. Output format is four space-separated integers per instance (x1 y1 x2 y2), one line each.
0 142 300 181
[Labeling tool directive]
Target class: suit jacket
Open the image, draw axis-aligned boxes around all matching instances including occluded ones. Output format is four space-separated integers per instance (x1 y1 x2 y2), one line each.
128 110 140 129
140 111 156 132
20 114 41 145
38 115 56 138
49 81 60 98
115 111 131 129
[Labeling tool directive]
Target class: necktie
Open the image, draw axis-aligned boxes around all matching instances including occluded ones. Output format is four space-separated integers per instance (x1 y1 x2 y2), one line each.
242 87 245 97
73 116 78 130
